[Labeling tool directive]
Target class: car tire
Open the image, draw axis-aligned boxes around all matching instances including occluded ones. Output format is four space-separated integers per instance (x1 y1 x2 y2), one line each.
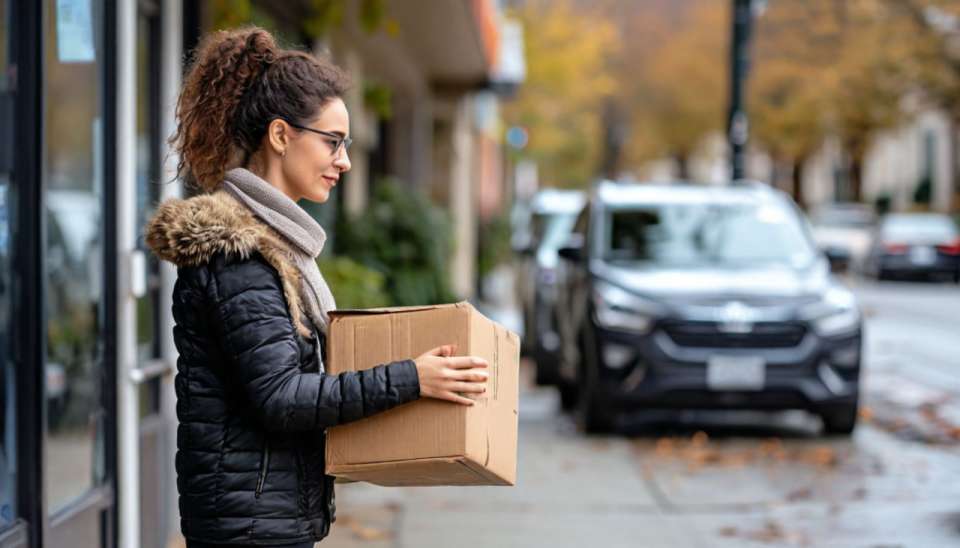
575 326 615 434
534 351 555 386
558 381 579 411
821 404 858 436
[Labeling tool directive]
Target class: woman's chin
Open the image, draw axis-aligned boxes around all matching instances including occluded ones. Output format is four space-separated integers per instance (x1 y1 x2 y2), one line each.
305 189 331 204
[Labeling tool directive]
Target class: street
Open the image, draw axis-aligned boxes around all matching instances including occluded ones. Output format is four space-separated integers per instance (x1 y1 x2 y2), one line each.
327 277 960 548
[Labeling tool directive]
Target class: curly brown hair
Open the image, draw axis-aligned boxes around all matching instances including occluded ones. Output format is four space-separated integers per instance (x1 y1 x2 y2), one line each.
171 27 350 192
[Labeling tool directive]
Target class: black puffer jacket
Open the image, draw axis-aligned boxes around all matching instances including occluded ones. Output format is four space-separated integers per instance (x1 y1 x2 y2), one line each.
147 191 421 545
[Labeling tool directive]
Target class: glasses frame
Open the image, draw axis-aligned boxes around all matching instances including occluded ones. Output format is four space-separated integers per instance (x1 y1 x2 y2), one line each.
285 120 353 156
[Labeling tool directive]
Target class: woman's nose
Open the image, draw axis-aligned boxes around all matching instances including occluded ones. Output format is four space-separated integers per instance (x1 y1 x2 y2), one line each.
334 150 351 173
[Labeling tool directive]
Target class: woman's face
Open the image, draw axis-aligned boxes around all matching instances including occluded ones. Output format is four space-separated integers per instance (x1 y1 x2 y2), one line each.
281 97 352 203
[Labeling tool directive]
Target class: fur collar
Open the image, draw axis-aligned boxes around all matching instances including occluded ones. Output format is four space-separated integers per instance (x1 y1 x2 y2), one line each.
145 190 312 337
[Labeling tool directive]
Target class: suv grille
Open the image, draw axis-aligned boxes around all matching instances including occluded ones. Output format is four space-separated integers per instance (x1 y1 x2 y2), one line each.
661 320 807 349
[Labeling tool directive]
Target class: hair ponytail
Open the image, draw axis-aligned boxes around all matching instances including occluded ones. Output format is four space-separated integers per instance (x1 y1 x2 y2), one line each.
171 27 278 192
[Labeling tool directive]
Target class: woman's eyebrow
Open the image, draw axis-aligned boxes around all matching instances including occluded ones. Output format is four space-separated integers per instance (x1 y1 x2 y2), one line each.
324 130 347 138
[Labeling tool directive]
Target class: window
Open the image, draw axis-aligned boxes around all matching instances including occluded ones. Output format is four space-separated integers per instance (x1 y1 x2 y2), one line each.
43 0 107 513
603 202 816 267
0 0 18 529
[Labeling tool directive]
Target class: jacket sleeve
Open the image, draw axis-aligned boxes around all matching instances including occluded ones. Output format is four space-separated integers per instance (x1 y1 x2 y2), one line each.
208 258 420 432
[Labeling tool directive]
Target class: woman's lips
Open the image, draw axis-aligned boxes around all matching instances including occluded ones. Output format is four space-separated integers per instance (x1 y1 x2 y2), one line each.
322 176 338 187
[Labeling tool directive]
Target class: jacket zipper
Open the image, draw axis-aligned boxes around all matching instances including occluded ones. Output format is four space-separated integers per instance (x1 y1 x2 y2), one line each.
255 441 271 498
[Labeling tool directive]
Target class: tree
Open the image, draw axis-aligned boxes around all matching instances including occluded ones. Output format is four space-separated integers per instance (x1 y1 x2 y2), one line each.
830 0 913 202
503 0 619 188
750 62 828 207
620 0 729 179
750 1 841 206
891 0 960 209
749 0 911 203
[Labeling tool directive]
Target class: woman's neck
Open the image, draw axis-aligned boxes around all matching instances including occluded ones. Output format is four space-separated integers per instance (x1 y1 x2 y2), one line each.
244 154 300 202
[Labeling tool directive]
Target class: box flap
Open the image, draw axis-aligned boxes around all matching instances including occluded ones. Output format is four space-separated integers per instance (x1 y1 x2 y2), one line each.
327 456 496 487
329 301 475 317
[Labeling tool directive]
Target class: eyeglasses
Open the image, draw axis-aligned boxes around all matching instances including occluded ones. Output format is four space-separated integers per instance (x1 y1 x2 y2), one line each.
286 121 353 156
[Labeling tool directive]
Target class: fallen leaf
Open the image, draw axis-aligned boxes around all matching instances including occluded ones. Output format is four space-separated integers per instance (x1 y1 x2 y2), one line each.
786 487 813 502
718 526 739 537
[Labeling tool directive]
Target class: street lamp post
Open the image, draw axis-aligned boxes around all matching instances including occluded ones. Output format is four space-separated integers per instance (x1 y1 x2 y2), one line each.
728 0 756 182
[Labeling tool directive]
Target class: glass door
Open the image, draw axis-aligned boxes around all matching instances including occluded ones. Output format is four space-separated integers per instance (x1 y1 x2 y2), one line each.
0 0 19 535
43 0 113 544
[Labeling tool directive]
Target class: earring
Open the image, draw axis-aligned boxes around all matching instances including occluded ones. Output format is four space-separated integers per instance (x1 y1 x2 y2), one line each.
281 149 287 158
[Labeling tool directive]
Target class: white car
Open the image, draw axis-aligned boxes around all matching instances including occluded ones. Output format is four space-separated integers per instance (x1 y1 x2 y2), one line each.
809 203 877 272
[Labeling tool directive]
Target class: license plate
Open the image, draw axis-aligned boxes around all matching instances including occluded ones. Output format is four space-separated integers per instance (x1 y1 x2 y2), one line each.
707 356 765 391
910 246 936 265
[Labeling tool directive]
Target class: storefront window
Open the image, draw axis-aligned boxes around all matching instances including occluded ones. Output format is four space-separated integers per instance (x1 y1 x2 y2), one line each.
0 0 18 530
43 0 106 513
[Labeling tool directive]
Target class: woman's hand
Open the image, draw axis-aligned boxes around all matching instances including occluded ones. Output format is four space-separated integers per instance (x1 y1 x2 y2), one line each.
414 344 489 406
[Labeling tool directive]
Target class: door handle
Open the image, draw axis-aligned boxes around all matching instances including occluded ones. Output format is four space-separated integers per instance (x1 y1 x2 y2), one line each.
129 359 173 384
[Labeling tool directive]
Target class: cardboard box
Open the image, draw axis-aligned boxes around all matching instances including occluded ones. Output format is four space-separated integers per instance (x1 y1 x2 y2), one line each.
324 302 519 487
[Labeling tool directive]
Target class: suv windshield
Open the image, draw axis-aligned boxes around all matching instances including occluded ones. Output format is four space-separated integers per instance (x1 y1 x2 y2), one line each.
532 211 579 253
603 201 816 267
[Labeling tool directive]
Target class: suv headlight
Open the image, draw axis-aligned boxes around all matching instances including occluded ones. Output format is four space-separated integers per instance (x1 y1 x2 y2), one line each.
805 287 861 337
592 280 661 334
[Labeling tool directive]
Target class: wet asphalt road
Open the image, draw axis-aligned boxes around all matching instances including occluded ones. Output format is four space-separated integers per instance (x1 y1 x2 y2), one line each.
327 277 960 548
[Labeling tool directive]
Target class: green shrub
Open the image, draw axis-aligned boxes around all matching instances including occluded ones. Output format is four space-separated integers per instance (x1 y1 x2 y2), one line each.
334 178 457 306
478 213 513 280
317 256 391 309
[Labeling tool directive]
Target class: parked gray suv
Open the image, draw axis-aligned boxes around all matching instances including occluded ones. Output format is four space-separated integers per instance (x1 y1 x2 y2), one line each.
555 181 863 435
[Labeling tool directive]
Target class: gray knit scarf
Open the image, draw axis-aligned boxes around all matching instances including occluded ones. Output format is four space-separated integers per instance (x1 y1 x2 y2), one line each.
222 167 337 335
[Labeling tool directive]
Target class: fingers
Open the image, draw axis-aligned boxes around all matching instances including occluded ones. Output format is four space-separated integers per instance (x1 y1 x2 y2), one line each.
445 356 488 369
421 344 458 358
446 380 485 394
441 391 477 406
422 345 449 357
448 369 489 383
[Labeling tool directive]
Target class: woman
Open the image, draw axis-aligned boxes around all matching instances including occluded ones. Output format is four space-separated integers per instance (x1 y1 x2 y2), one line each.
146 27 490 547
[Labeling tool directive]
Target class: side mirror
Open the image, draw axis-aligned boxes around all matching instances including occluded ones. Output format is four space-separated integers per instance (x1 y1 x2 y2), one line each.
512 235 535 257
558 234 585 262
823 246 851 273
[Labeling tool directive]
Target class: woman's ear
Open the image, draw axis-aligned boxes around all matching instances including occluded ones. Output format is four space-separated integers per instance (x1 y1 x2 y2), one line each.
266 119 290 156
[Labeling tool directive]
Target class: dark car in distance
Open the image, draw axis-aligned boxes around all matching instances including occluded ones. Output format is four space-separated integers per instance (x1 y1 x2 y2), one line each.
555 181 863 435
865 213 960 283
514 189 586 385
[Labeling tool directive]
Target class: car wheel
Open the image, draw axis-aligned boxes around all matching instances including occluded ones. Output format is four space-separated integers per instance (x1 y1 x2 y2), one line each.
520 306 535 356
574 326 615 434
821 404 858 436
534 349 556 386
558 381 579 411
